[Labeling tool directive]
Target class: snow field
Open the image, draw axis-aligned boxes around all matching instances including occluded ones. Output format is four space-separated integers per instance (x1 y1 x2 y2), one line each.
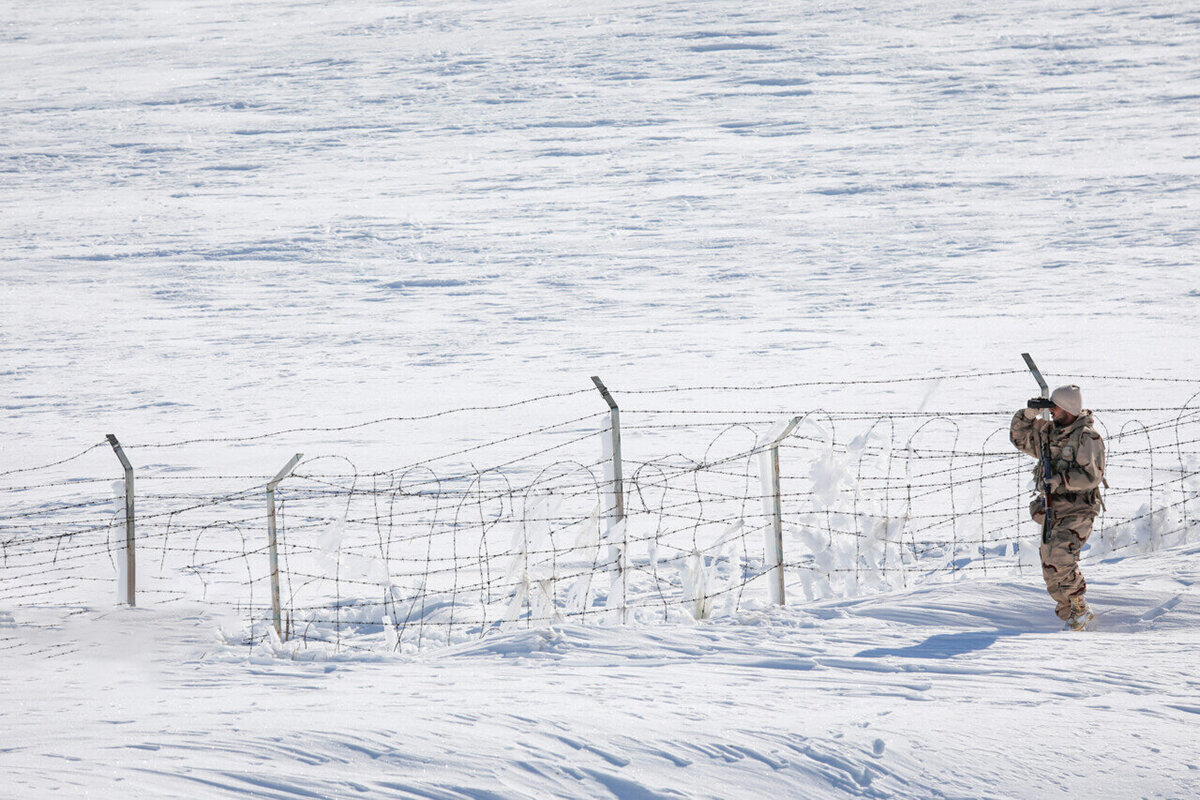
4 0 1200 796
4 0 1200 455
5 544 1199 798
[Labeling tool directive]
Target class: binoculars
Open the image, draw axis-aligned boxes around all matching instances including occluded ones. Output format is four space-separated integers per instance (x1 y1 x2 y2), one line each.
1027 397 1056 409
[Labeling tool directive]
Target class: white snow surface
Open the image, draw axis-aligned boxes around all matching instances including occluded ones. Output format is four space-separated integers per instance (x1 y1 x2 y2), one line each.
6 552 1200 798
3 0 1200 797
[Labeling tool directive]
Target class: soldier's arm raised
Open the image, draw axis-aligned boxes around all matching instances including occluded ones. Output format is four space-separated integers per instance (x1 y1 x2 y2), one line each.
1009 409 1043 458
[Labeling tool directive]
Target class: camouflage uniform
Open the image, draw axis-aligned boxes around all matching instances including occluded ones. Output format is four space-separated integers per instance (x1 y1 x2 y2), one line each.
1010 409 1105 621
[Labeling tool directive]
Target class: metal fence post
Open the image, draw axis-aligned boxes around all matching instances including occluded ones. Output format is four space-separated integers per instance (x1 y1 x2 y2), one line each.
765 417 801 606
106 434 135 607
267 453 303 641
1021 353 1051 421
590 376 624 521
591 376 626 622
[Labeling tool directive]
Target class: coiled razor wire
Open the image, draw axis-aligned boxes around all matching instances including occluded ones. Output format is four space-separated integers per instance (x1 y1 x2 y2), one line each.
1 375 1198 654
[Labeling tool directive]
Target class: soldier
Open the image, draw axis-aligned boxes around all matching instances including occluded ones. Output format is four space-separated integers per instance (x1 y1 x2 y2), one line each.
1010 384 1106 630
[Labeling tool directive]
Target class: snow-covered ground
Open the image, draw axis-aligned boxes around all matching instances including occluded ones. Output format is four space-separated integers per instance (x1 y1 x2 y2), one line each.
3 0 1200 797
6 547 1200 798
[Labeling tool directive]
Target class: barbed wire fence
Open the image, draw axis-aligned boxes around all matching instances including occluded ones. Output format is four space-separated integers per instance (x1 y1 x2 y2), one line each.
2 370 1199 656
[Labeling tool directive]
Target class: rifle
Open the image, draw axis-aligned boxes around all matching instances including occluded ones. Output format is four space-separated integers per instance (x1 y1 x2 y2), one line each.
1036 419 1054 545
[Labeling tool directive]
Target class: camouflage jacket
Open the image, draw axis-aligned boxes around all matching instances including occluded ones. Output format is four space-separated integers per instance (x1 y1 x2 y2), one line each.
1010 409 1106 508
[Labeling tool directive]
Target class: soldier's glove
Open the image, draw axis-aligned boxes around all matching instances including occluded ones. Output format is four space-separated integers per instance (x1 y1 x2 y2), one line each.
1027 397 1055 409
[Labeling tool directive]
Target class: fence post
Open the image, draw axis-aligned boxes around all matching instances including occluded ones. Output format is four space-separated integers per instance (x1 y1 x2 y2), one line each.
590 376 626 622
106 434 135 607
590 376 624 521
1021 353 1051 421
266 453 303 641
764 417 801 606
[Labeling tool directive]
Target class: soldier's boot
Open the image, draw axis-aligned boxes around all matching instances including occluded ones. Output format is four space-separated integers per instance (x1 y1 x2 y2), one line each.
1065 595 1094 631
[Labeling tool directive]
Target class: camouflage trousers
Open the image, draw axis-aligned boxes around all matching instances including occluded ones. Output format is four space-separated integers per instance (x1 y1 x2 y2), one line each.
1031 499 1097 621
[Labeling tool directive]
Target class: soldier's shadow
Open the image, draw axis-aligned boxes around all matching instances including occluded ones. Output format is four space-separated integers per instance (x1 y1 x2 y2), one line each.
854 630 1024 660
